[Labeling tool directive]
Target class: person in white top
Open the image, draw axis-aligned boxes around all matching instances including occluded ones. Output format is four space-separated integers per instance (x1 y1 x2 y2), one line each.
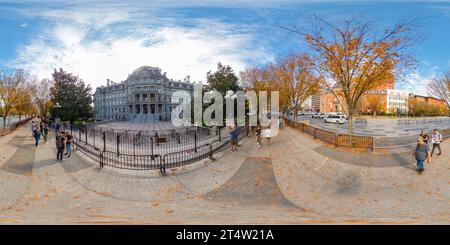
431 129 442 156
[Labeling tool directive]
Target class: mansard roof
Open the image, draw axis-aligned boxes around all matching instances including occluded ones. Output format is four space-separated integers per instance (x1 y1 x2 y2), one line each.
127 66 166 80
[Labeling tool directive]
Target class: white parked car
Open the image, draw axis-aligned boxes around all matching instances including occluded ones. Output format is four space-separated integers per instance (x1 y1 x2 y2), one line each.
323 114 347 124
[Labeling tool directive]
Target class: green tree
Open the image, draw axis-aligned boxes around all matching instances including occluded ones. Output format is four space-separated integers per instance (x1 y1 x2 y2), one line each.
205 62 241 95
203 63 241 125
49 68 93 122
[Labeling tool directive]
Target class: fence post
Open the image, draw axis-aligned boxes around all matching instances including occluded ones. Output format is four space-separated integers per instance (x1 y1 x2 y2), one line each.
85 128 88 144
79 127 81 142
116 133 120 156
93 129 96 147
103 132 106 152
132 133 136 159
100 151 104 169
74 132 78 151
151 136 154 156
219 127 221 141
371 137 374 152
160 157 166 175
194 131 197 152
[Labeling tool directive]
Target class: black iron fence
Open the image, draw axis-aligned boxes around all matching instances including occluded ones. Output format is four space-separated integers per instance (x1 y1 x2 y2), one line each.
285 118 450 150
285 118 374 150
69 124 250 172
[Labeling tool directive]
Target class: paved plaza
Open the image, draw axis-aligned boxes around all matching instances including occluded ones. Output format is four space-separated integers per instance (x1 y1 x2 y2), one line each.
306 116 450 137
0 121 448 224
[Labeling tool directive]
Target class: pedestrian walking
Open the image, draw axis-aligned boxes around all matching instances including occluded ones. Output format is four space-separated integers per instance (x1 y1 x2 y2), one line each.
419 129 429 144
229 126 238 151
56 132 66 161
33 128 41 147
65 132 73 158
40 121 45 133
412 137 431 175
262 128 272 144
153 131 159 146
43 124 49 144
255 125 262 148
31 121 36 136
431 129 442 156
55 122 61 134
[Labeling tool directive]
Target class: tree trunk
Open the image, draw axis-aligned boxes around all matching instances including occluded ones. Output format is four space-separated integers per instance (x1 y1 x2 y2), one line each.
293 109 298 124
348 115 353 133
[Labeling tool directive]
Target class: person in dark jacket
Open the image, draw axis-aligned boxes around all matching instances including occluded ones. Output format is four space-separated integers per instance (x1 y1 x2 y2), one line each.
56 132 66 161
64 132 73 158
33 128 41 147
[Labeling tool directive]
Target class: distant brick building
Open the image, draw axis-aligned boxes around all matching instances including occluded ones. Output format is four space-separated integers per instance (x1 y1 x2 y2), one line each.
319 77 446 115
311 92 321 112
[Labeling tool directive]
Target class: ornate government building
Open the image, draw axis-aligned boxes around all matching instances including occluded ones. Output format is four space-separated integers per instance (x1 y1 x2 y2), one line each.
93 66 194 122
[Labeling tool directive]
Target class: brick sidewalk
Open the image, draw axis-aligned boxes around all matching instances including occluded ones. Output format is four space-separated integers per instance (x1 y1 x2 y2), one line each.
0 122 448 224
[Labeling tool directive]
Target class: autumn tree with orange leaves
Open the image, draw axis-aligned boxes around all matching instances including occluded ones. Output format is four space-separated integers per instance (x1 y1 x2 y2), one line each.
240 53 320 121
272 53 320 120
286 16 418 134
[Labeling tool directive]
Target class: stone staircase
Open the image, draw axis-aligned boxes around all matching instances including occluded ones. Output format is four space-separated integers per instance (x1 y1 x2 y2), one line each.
131 114 157 123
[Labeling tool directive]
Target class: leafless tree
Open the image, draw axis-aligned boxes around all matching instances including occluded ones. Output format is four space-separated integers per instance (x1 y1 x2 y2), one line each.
427 70 450 108
32 78 54 119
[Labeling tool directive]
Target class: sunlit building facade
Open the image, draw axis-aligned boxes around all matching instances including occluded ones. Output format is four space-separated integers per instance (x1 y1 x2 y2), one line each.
93 66 194 121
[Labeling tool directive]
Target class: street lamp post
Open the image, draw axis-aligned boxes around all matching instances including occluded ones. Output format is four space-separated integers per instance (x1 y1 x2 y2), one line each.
54 102 62 124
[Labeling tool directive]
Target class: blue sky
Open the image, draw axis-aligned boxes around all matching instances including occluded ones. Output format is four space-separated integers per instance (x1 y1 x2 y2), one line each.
0 0 449 95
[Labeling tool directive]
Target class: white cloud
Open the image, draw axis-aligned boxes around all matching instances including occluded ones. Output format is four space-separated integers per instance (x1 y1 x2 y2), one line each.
9 3 273 89
20 23 28 28
397 67 442 96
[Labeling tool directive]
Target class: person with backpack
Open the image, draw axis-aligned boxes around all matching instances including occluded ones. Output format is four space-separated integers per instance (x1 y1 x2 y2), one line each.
40 121 45 134
431 129 442 156
65 132 73 158
33 127 41 147
31 121 36 136
419 129 429 144
56 132 66 161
